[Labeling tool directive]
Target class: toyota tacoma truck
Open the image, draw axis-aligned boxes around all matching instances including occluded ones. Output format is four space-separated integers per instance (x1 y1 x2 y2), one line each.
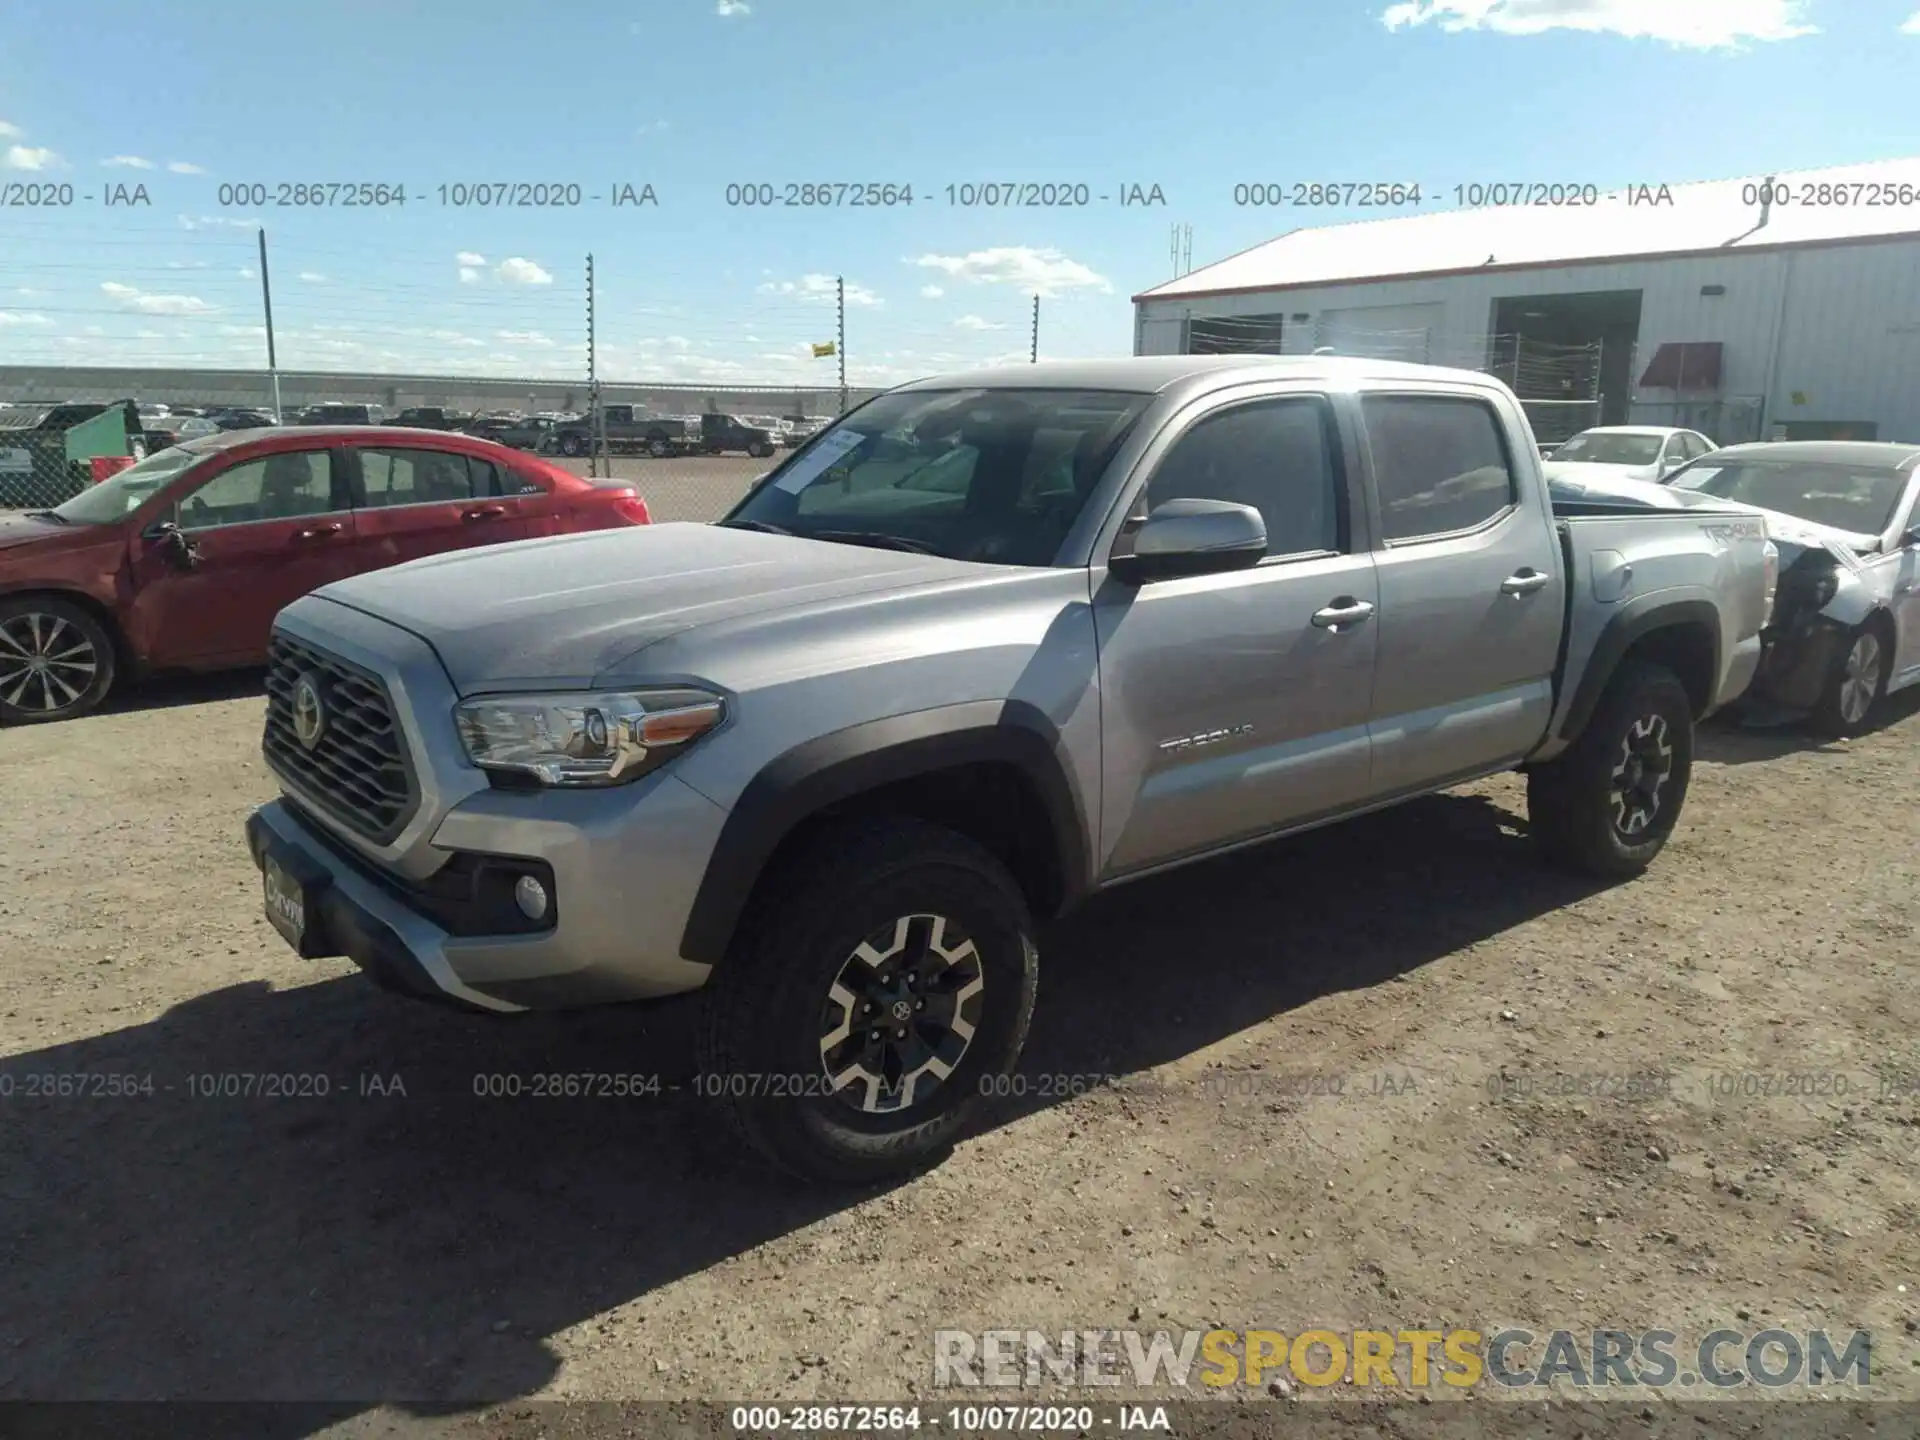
244 357 1777 1184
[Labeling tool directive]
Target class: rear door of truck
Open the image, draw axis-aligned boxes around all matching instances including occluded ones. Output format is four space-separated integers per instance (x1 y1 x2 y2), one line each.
1347 381 1566 796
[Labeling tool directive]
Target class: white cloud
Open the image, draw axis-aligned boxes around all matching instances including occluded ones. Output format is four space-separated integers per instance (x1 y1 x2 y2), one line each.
1903 8 1920 31
953 315 1002 331
496 329 558 347
238 267 255 279
3 145 61 170
15 287 44 297
1379 0 1817 47
297 271 326 282
458 268 482 283
919 284 945 299
0 121 21 139
496 256 553 285
166 160 208 174
100 280 219 315
759 273 881 306
165 260 211 269
910 246 1110 297
102 155 154 169
0 311 53 326
178 214 256 230
455 251 487 266
637 120 670 134
717 0 751 14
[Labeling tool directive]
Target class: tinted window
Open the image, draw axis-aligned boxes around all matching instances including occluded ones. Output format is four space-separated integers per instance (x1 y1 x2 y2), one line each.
1362 395 1517 541
1142 398 1342 558
358 448 484 506
726 387 1149 566
178 451 334 530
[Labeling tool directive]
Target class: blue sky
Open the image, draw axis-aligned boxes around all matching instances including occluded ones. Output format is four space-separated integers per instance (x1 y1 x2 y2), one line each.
3 0 1920 388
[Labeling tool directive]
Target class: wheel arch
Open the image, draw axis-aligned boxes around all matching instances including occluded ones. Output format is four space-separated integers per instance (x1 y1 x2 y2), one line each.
679 700 1092 968
0 584 132 666
1559 598 1721 745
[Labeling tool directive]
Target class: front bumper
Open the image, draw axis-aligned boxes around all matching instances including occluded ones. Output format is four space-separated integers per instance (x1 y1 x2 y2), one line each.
1751 613 1849 711
245 774 727 1012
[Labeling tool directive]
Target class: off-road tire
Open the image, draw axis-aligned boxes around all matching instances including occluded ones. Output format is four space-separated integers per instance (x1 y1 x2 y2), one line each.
0 595 118 725
1809 619 1889 739
696 816 1039 1185
1528 660 1693 879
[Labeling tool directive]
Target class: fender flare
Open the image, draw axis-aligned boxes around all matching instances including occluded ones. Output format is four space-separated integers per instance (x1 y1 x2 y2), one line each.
1558 596 1721 744
678 699 1091 967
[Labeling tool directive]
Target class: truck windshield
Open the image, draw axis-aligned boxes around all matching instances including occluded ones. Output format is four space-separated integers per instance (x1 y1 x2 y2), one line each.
1670 460 1906 536
721 388 1149 566
48 446 205 524
1553 432 1664 466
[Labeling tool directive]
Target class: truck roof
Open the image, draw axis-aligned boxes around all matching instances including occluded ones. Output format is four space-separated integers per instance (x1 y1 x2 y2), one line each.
891 354 1506 396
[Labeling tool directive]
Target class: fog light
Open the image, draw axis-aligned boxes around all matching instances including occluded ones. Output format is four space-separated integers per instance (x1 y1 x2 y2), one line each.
513 874 550 922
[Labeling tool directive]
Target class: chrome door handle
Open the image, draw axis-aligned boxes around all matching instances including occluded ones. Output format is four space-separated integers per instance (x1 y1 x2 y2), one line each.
1501 569 1550 595
1311 598 1375 629
463 504 508 521
294 522 343 540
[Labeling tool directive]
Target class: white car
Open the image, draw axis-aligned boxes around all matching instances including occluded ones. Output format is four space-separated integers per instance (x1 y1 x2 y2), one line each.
1543 426 1716 485
1577 441 1920 737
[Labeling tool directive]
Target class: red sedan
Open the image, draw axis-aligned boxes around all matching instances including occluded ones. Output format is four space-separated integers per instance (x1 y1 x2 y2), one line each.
0 425 652 723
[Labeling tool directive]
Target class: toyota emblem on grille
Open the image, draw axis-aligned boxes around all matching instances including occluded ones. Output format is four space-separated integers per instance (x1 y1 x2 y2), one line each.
291 673 328 751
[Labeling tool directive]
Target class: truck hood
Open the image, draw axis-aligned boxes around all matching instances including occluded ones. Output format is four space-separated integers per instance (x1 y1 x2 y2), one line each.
312 521 990 693
1542 460 1662 484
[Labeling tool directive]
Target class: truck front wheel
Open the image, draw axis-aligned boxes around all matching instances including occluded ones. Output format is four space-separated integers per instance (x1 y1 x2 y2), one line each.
696 816 1039 1185
1527 660 1693 880
559 433 585 457
648 436 671 458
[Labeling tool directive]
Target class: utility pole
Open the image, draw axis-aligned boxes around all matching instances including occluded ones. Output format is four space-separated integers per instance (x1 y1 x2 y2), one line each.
836 275 847 415
257 229 283 422
1030 294 1039 362
586 253 601 477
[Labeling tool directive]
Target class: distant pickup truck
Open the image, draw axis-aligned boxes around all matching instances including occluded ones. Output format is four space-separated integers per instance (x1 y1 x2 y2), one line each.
246 355 1777 1186
389 407 475 431
461 413 558 451
549 405 700 458
698 413 780 459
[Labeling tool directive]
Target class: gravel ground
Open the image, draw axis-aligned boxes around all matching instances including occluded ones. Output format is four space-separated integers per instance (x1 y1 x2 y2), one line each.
1 671 1918 1430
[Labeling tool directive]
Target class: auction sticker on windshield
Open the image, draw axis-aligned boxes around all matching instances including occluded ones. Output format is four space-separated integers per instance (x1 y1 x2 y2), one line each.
773 427 868 493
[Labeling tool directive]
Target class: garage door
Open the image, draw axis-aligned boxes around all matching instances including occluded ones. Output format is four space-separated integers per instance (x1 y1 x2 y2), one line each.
1314 302 1445 362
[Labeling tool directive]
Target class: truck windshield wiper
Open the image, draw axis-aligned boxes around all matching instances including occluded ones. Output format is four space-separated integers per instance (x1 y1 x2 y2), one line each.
810 529 937 554
715 518 793 535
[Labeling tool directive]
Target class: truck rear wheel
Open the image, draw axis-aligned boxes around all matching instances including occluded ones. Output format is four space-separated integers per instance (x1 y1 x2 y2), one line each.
696 816 1038 1185
1527 660 1693 879
559 433 585 457
648 436 671 458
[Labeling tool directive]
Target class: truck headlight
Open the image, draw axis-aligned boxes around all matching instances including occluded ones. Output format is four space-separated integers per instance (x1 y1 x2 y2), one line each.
454 688 725 786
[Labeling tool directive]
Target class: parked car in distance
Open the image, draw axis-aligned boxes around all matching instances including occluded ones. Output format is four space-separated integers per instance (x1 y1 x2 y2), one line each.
781 415 830 447
1544 426 1715 485
463 413 558 451
207 408 279 431
243 355 1776 1185
390 406 476 431
0 401 148 494
699 412 780 459
143 415 223 450
1654 441 1920 736
0 426 654 724
549 405 700 458
295 403 379 425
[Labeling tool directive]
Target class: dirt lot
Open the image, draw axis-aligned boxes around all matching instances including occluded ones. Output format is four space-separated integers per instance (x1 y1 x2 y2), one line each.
2 669 1918 1431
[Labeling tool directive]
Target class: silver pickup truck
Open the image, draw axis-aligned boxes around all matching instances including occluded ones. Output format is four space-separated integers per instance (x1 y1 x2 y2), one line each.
244 356 1776 1183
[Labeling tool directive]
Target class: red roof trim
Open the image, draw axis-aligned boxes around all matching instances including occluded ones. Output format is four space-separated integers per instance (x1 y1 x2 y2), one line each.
1129 228 1920 305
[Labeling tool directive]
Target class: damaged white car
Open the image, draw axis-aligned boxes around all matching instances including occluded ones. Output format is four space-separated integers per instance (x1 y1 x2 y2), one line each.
1655 442 1920 736
1551 442 1920 735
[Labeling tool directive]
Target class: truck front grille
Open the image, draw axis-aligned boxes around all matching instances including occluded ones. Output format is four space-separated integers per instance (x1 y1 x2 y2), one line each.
263 632 417 844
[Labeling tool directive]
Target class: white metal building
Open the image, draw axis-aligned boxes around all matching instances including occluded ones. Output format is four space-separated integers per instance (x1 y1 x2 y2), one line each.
1133 159 1920 445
